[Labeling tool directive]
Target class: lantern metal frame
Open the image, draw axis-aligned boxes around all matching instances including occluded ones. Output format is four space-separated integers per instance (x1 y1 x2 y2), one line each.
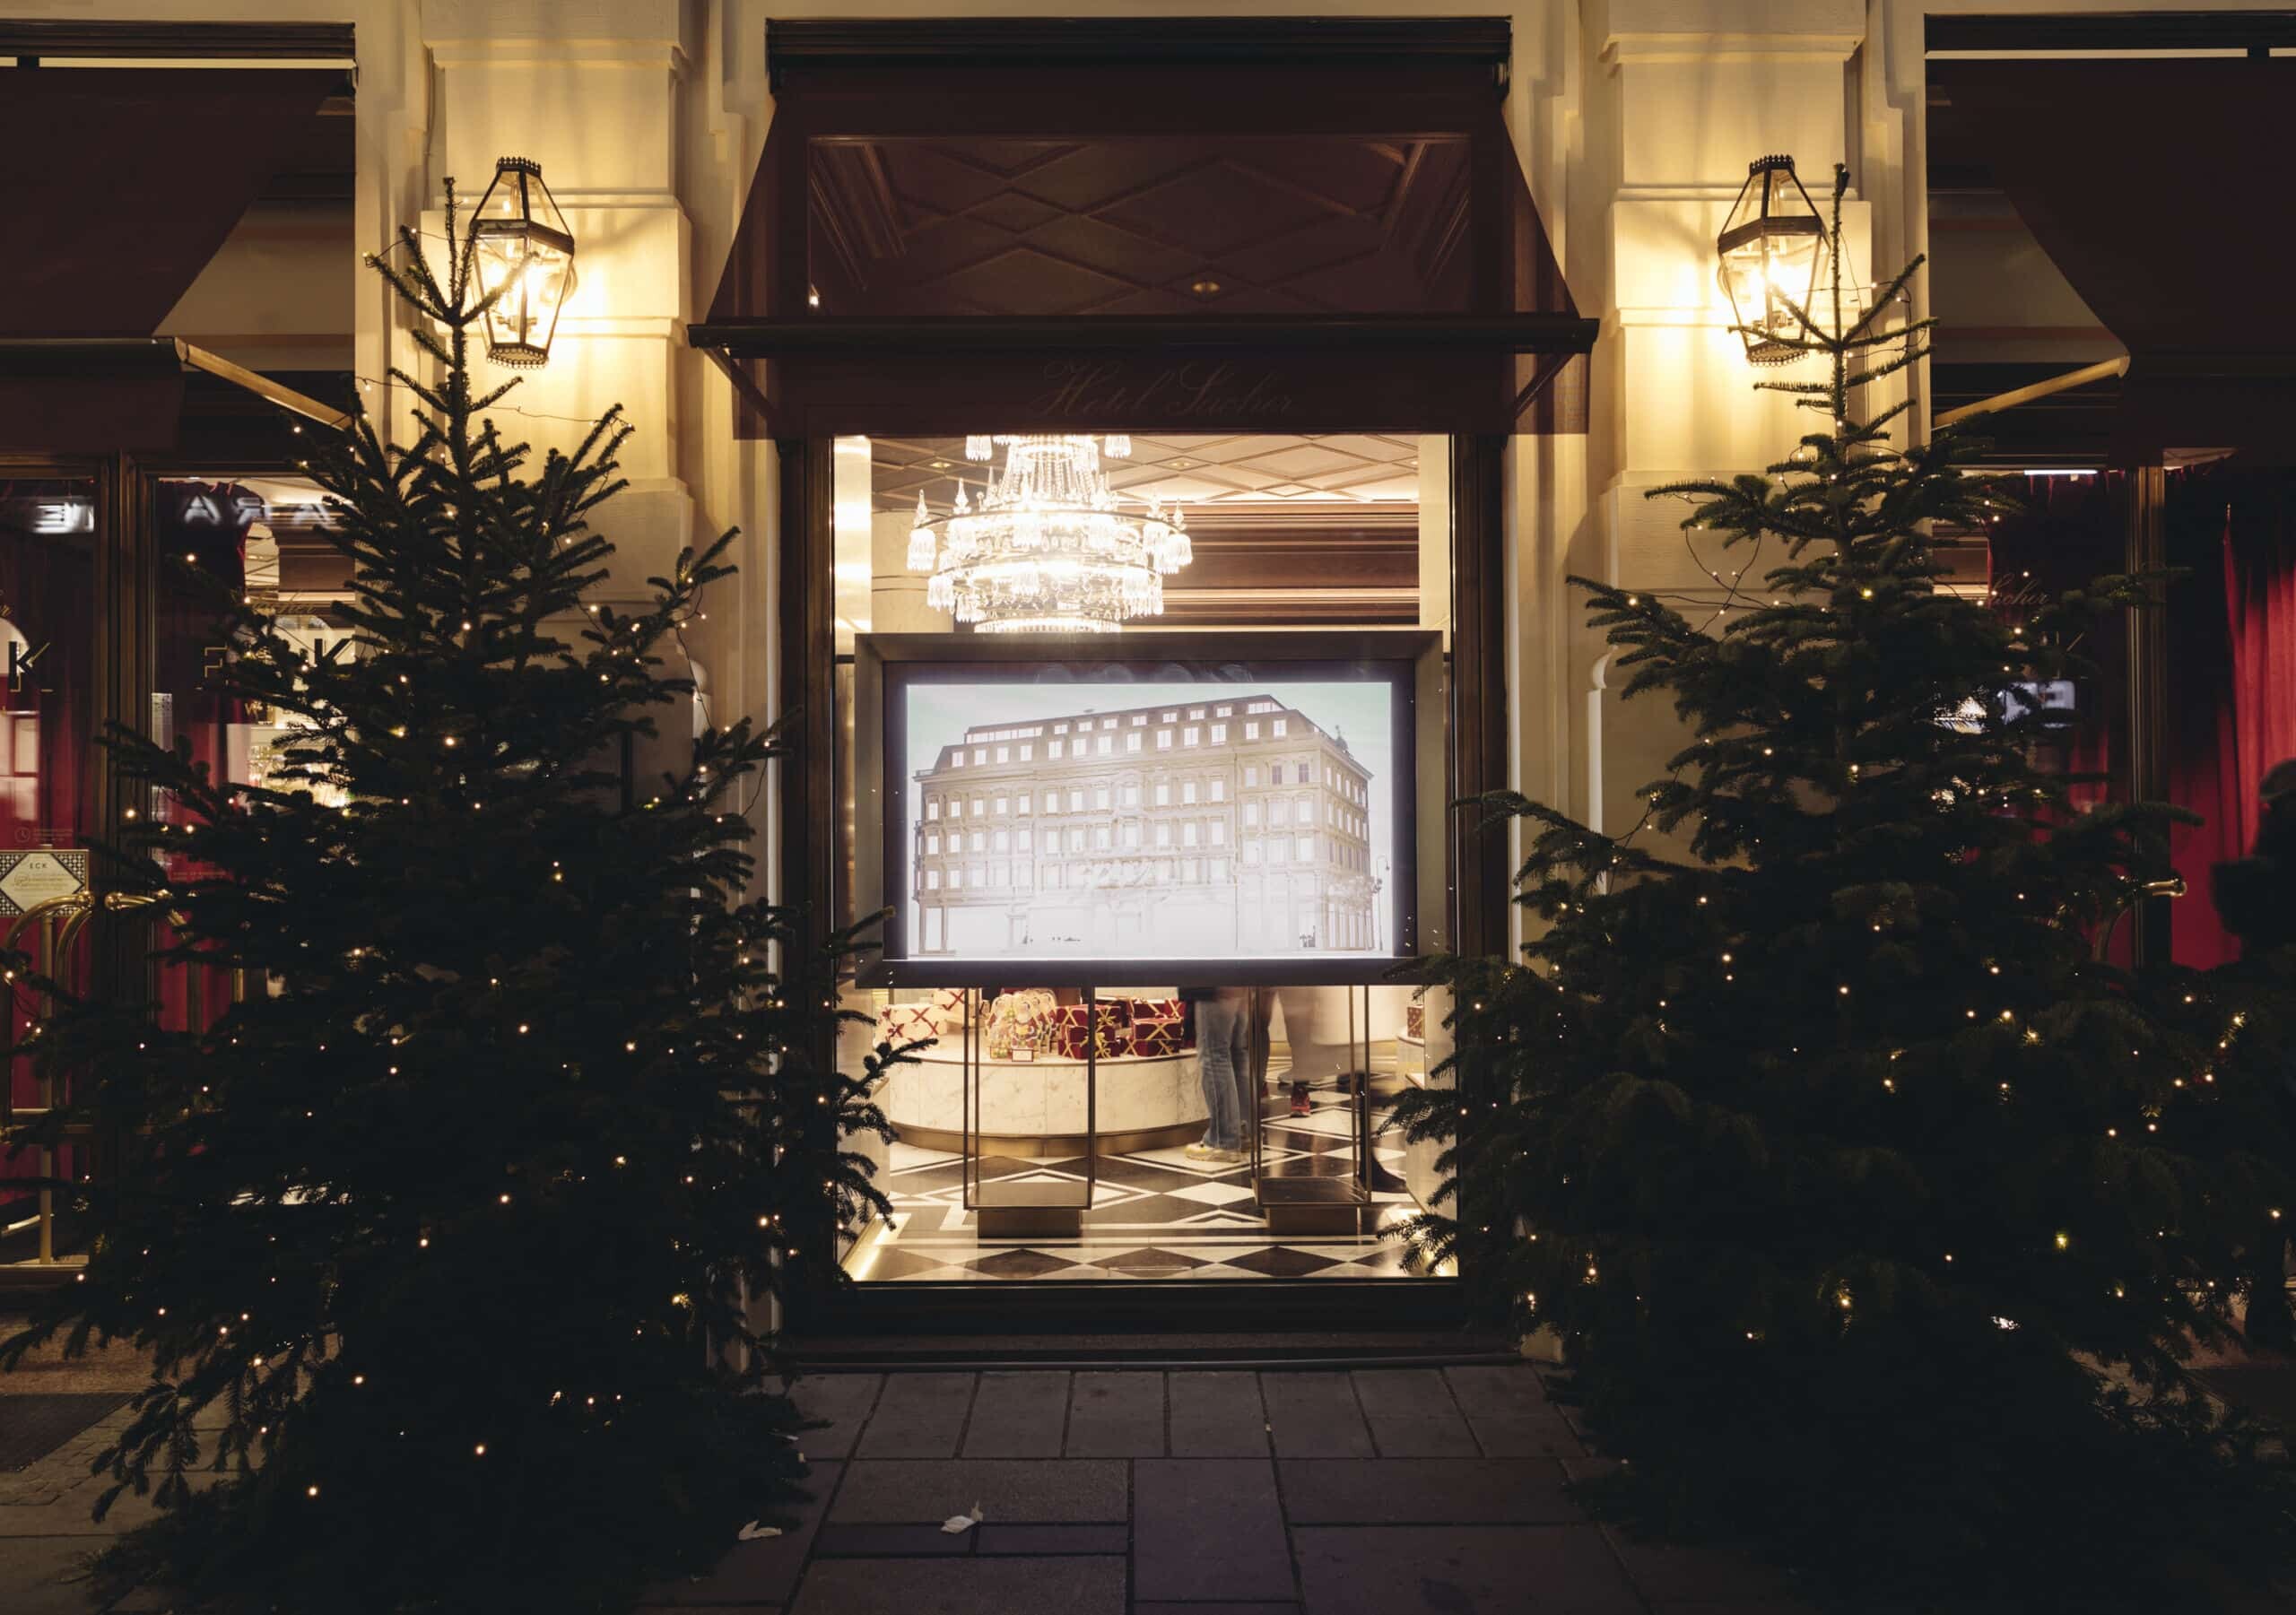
1716 154 1827 366
468 157 578 369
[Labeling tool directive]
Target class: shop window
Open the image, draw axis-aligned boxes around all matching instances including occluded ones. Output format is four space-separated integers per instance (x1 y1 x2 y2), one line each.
835 431 1458 1288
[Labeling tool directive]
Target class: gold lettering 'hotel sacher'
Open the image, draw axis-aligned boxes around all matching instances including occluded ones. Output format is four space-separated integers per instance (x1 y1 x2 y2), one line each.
910 696 1381 959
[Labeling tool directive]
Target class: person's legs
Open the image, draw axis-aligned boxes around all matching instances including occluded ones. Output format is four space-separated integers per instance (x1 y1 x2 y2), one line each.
1226 1009 1253 1153
1196 998 1244 1153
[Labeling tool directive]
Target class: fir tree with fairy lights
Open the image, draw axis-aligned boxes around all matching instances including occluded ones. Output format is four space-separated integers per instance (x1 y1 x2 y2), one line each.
0 186 892 1612
1395 166 2294 1603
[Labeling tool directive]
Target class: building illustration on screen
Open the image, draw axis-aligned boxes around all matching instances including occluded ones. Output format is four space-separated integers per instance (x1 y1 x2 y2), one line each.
911 695 1381 959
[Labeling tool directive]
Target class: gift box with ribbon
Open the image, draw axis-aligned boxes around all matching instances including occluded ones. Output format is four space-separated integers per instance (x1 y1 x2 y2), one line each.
1048 1001 1132 1060
877 1003 940 1046
1405 1002 1426 1042
984 988 1057 1059
1128 1008 1187 1058
926 986 972 1034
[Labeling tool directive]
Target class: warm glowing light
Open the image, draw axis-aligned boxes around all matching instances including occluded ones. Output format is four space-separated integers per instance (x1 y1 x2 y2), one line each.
1716 155 1827 365
471 157 577 368
907 436 1190 633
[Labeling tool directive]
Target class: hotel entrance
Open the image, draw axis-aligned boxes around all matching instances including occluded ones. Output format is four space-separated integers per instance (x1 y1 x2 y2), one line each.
691 17 1594 1328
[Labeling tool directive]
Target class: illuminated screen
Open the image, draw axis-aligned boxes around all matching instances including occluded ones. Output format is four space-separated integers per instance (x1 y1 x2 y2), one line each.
886 663 1411 970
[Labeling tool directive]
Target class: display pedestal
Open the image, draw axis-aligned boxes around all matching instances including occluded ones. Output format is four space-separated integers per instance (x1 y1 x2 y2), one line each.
884 1046 1209 1159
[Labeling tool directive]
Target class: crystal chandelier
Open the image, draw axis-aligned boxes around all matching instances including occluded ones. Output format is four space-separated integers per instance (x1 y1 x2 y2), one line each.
907 435 1190 633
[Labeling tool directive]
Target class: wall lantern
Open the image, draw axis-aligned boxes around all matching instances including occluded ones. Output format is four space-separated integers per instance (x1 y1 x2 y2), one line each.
1716 155 1825 365
470 157 577 368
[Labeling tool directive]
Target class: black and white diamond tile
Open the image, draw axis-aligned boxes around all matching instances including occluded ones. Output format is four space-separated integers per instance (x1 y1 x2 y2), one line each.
851 1088 1436 1283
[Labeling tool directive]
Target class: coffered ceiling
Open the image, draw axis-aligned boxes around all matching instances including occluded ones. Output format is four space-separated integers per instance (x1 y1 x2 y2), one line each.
808 135 1473 318
869 432 1421 514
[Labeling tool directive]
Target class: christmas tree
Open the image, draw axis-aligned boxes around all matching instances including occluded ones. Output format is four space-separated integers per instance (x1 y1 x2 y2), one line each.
1396 168 2293 1603
0 187 891 1611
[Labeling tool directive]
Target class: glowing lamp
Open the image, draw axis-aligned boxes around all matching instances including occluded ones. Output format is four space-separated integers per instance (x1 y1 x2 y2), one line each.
471 157 577 368
1716 155 1825 365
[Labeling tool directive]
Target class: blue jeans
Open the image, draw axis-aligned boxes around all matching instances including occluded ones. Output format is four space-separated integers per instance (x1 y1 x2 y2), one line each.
1197 994 1250 1151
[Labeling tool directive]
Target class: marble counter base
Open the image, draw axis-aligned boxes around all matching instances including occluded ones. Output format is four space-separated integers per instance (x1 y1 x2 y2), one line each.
884 1047 1210 1156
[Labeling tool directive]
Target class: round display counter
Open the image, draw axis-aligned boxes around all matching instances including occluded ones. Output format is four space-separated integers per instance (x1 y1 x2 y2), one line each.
883 1046 1209 1158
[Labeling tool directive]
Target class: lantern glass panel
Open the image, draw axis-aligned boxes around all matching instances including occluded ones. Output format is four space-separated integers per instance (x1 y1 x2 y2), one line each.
1717 159 1825 365
470 161 577 367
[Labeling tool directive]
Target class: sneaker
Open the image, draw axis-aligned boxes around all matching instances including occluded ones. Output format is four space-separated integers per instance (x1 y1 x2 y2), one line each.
1214 1147 1250 1164
1289 1081 1312 1117
1184 1142 1221 1160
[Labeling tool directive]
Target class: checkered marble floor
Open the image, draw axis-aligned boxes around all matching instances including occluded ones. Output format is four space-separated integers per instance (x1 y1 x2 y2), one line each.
848 1085 1431 1283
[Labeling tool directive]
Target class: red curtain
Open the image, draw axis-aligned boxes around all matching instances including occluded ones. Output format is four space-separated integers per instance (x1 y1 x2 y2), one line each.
2168 470 2296 968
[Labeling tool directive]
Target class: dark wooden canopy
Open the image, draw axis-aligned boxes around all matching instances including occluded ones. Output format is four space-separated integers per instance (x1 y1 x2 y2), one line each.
1932 56 2296 465
692 17 1593 437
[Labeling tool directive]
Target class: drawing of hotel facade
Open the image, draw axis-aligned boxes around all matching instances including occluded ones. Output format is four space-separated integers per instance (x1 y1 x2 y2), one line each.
912 695 1380 958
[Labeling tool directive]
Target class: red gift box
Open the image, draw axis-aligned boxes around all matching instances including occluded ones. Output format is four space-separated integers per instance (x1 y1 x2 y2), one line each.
1405 1002 1426 1042
1129 1012 1187 1057
1049 1001 1131 1059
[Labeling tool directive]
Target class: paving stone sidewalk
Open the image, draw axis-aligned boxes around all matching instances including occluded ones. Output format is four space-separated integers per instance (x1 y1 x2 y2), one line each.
0 1364 1814 1613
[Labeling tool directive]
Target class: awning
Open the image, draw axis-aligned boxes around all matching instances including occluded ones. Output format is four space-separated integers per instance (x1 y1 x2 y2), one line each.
1933 59 2296 465
0 67 339 339
0 65 340 455
691 19 1593 437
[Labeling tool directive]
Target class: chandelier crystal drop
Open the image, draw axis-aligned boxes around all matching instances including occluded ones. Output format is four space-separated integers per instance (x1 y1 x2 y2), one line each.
908 435 1190 633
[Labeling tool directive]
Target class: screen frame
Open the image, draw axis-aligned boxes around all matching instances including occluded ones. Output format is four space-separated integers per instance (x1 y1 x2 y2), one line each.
855 630 1436 988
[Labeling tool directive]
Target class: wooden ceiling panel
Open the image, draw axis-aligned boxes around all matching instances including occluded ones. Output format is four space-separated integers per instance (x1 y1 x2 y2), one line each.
808 135 1474 318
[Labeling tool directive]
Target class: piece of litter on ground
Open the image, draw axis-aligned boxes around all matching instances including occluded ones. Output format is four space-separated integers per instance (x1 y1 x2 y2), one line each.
736 1520 783 1541
940 1501 985 1535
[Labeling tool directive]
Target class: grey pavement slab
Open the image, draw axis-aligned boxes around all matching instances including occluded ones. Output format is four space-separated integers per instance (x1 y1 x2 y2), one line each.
1294 1524 1642 1615
1442 1363 1585 1458
961 1371 1070 1457
790 1555 1126 1615
1135 1458 1293 1603
642 1461 840 1606
787 1374 883 1461
1063 1370 1165 1455
829 1459 1128 1524
1599 1527 1806 1605
972 1523 1129 1555
853 1372 975 1458
1440 1364 1553 1413
1136 1607 1299 1615
0 1534 104 1615
1261 1372 1375 1458
1278 1458 1581 1524
813 1523 971 1558
1168 1370 1270 1456
1351 1369 1478 1456
1462 1411 1586 1458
